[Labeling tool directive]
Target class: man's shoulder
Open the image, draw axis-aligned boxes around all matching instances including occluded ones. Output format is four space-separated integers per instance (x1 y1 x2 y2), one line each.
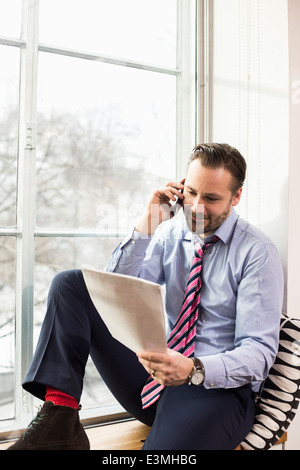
234 216 278 251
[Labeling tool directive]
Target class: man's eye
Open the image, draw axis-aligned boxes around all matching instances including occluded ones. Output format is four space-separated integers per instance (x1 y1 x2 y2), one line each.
206 197 219 202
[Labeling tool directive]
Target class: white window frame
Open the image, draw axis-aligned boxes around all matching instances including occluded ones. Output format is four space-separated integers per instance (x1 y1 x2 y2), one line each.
0 0 209 436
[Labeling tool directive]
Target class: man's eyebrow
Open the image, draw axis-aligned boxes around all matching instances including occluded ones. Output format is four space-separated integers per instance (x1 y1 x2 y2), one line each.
185 185 196 191
204 193 223 199
185 185 223 199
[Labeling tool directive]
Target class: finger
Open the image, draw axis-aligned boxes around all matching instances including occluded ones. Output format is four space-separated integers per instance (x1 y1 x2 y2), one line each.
138 358 158 374
165 187 184 202
167 184 185 199
137 351 166 363
153 188 176 203
153 183 185 206
164 189 178 202
166 181 185 190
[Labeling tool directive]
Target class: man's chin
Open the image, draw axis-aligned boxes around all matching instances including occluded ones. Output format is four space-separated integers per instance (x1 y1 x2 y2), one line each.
184 215 205 235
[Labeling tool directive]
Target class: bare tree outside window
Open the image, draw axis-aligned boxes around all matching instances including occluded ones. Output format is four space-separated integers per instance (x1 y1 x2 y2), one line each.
0 0 190 426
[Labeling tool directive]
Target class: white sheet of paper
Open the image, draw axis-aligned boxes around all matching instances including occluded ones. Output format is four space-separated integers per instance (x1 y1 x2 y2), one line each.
82 265 167 353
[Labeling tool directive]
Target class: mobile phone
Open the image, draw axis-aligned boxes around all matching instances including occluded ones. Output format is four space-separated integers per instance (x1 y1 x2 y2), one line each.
170 181 184 217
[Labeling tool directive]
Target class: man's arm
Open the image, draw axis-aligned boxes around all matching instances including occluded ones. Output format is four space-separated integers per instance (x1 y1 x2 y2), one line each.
135 179 185 235
106 179 195 382
105 180 185 280
199 241 283 391
138 241 283 390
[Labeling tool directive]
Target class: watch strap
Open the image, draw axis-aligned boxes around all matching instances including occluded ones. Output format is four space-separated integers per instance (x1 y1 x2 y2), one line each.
193 357 204 371
188 357 205 385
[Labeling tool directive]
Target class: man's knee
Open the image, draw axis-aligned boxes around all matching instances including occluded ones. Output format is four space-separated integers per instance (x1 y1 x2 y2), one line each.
49 269 83 297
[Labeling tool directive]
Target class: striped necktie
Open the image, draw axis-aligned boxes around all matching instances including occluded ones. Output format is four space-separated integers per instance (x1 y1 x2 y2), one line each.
141 235 219 409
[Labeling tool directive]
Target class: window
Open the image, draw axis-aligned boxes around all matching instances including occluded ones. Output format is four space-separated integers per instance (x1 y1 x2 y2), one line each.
0 0 197 432
0 0 22 425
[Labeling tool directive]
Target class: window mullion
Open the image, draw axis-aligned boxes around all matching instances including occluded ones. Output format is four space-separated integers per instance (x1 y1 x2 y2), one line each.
15 0 39 427
196 0 212 144
38 43 180 76
176 0 197 179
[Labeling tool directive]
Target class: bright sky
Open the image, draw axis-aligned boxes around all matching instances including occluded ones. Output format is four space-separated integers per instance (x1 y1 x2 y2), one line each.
39 0 177 68
0 0 178 177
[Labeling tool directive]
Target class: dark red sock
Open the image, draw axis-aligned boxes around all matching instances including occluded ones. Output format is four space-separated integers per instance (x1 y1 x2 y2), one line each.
45 386 78 409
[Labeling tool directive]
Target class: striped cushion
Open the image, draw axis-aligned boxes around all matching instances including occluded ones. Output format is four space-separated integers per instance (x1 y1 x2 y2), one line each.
241 313 300 450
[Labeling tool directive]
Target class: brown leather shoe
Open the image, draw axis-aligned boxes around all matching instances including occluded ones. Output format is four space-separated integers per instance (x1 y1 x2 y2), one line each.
7 401 90 450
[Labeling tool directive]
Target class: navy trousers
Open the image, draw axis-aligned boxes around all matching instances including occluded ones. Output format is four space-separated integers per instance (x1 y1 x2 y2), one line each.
23 269 255 450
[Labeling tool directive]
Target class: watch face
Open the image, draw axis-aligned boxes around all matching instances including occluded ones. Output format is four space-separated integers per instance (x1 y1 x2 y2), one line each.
191 370 204 385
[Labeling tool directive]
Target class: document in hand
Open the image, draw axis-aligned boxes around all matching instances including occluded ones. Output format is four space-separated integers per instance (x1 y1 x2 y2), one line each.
82 265 167 353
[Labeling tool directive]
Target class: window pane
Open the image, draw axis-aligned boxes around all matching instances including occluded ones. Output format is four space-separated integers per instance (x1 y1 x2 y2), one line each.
0 45 19 228
34 237 123 410
34 237 118 322
0 0 22 38
0 237 15 421
36 53 176 229
39 0 177 68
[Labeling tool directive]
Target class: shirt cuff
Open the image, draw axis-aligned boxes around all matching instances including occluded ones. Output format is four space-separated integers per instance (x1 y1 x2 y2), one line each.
199 354 226 389
122 228 152 256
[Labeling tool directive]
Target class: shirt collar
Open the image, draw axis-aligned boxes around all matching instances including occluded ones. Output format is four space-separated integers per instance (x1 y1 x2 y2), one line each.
213 208 238 244
183 208 239 245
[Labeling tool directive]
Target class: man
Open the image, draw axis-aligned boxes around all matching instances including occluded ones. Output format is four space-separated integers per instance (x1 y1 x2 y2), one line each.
9 143 283 450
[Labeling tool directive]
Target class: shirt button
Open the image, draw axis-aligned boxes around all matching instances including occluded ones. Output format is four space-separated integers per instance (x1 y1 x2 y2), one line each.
210 383 215 387
131 240 135 244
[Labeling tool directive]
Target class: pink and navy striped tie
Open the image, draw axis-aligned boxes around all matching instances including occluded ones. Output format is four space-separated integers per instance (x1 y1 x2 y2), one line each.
141 236 219 409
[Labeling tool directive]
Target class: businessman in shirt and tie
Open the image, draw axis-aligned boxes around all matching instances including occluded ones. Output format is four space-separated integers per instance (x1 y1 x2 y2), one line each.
9 143 284 450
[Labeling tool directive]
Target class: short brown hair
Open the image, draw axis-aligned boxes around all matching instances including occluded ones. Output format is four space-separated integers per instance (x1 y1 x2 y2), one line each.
188 143 247 194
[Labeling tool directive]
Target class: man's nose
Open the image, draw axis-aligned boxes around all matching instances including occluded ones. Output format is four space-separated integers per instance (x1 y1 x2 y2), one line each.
192 197 205 214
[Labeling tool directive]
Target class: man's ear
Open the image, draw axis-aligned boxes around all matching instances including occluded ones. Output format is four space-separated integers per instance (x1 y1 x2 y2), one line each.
232 187 243 207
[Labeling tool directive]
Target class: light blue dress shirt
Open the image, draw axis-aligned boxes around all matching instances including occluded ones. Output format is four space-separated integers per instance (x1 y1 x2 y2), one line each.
105 209 284 392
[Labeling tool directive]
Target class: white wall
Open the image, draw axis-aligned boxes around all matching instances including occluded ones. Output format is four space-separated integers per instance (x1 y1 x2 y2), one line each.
211 0 300 450
287 0 300 317
211 0 289 306
286 0 300 451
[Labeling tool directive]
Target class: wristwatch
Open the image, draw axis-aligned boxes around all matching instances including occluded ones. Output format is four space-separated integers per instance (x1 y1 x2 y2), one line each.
188 358 205 386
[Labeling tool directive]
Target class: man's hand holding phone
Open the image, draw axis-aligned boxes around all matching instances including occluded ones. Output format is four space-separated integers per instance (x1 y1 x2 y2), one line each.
135 179 185 235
